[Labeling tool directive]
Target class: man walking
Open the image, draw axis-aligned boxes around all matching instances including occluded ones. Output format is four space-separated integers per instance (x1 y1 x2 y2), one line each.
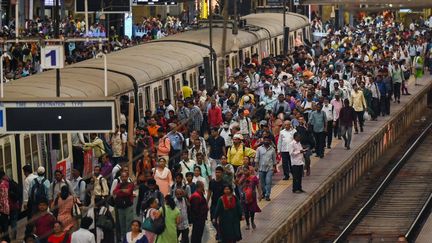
278 120 296 180
255 136 276 201
190 181 208 243
308 103 327 158
339 99 357 150
289 133 306 193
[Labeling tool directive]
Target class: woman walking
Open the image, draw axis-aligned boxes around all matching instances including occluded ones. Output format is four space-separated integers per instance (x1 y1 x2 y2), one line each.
156 195 180 243
238 167 262 230
214 185 243 243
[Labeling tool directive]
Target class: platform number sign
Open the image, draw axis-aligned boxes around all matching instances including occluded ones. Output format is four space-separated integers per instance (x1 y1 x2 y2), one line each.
41 46 64 69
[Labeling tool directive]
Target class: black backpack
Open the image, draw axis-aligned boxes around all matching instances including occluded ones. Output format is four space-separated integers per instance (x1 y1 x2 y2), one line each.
29 178 48 205
8 179 21 203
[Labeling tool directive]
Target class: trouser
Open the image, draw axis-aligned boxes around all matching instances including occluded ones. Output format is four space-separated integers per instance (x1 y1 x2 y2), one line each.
244 210 255 226
313 132 326 157
9 209 18 239
169 149 182 170
379 97 387 116
333 118 340 138
303 147 312 172
177 228 190 243
385 95 391 115
340 125 353 148
259 170 273 198
355 111 365 131
326 121 333 147
0 213 8 236
292 165 304 192
394 83 401 101
402 80 409 94
209 157 221 178
117 206 134 240
371 97 380 119
281 152 292 178
191 219 206 243
210 205 220 240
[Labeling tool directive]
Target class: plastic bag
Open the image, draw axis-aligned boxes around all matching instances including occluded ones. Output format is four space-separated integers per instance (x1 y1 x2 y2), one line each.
364 111 371 121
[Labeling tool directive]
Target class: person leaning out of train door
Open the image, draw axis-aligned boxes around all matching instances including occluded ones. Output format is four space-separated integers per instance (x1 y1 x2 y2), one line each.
49 170 75 205
83 133 105 162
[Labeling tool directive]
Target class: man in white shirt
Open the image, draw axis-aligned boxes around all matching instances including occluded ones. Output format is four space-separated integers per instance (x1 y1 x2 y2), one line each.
277 121 296 180
71 217 96 243
288 133 306 194
71 169 86 205
321 97 334 149
22 165 38 215
180 151 196 178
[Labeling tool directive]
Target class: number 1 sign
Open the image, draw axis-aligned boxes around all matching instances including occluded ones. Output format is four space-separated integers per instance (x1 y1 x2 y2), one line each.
41 46 65 69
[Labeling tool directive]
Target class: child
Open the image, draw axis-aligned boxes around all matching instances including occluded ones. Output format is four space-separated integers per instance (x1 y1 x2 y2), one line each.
185 172 196 195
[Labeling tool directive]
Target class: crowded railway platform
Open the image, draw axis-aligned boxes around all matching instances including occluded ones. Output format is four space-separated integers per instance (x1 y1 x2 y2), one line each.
0 2 431 243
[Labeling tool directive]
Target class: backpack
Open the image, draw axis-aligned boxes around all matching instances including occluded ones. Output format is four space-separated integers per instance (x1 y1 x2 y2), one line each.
8 179 21 203
29 178 48 205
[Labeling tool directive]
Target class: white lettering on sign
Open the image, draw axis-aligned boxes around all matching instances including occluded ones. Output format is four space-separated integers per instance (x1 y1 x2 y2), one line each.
37 102 66 107
71 101 84 107
16 102 26 107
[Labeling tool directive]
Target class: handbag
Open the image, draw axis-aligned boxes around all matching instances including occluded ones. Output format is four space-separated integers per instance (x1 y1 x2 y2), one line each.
142 206 166 234
96 208 114 231
71 203 82 218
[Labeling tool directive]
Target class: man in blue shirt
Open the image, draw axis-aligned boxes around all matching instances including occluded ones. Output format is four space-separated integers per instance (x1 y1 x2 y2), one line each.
167 123 184 170
308 103 327 158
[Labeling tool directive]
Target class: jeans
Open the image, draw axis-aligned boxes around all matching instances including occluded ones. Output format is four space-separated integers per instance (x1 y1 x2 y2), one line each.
117 206 134 240
340 125 353 148
333 118 340 138
191 219 206 243
281 152 292 178
355 111 365 131
292 165 304 192
177 228 190 243
259 170 273 198
371 97 380 119
394 82 401 101
313 132 326 157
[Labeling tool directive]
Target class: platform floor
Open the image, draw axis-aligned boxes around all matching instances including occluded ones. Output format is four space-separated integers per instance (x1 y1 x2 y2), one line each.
235 75 432 243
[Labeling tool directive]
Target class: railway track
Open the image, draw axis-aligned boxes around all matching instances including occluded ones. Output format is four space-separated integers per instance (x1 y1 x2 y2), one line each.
309 117 432 243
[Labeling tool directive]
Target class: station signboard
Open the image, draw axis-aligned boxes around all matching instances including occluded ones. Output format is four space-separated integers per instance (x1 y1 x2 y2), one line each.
0 100 115 133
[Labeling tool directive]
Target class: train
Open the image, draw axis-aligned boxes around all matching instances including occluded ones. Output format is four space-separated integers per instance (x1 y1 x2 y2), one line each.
0 12 310 185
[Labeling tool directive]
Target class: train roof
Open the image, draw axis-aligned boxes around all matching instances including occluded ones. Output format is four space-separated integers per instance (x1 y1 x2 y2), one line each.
2 13 309 99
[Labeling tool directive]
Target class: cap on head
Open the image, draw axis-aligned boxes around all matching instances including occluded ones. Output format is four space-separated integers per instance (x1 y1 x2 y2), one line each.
37 166 45 175
233 134 244 140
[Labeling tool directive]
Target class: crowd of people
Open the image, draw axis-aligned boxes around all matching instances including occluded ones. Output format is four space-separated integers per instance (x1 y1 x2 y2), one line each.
0 10 430 243
0 14 186 81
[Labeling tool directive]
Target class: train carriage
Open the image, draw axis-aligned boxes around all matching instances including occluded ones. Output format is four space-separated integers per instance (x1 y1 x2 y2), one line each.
0 12 310 184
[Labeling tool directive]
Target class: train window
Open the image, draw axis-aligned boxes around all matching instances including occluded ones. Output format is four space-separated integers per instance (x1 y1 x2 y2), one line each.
31 135 39 169
193 72 197 88
274 38 278 55
158 86 163 101
4 143 12 178
189 74 194 89
62 134 69 159
24 135 32 164
0 148 3 172
164 79 171 101
153 87 158 109
145 87 151 110
182 72 187 82
138 92 144 118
